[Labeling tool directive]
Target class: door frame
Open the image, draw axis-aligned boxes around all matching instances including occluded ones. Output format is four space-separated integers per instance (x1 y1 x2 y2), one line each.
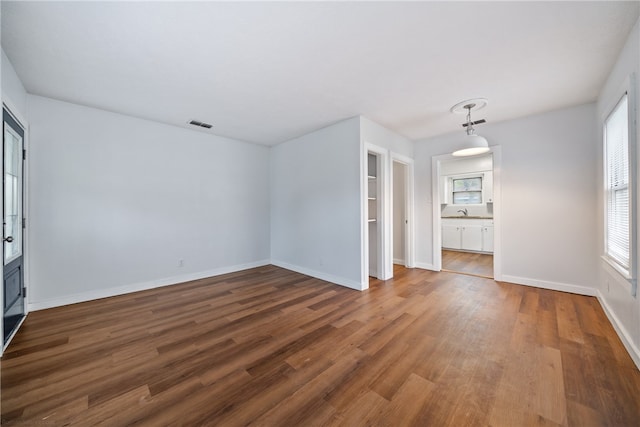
361 143 416 290
361 143 391 288
391 154 415 269
2 99 29 354
431 146 502 280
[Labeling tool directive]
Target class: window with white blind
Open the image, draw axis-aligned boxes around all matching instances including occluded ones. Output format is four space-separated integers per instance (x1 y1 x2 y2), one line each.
604 93 631 275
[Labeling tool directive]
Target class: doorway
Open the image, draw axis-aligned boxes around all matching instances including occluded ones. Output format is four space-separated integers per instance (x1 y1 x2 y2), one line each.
393 161 406 266
432 148 501 280
367 151 384 279
3 106 26 347
362 145 415 289
392 159 414 268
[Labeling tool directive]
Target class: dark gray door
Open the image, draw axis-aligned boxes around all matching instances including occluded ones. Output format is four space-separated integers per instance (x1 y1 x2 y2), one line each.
3 107 25 346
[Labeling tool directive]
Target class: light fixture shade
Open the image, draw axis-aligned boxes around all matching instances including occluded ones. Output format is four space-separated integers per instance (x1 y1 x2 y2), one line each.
452 134 490 157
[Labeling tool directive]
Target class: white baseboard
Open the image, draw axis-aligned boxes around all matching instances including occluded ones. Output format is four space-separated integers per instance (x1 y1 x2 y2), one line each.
596 290 640 370
28 259 271 311
271 260 363 291
499 274 596 296
393 258 406 265
414 262 437 271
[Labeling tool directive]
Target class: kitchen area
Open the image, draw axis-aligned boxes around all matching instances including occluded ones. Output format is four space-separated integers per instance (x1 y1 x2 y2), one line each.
439 154 494 278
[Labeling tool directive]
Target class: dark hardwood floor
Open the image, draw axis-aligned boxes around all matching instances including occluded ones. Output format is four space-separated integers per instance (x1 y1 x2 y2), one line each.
2 265 639 426
442 249 493 278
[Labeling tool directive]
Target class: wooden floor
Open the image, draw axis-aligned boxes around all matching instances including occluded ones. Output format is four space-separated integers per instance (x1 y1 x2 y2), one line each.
2 266 639 426
442 249 493 278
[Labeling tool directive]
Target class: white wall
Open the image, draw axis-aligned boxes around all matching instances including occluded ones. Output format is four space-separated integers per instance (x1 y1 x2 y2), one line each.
27 95 271 309
415 103 598 294
440 155 492 176
360 116 413 158
270 117 362 289
596 17 640 368
2 49 27 117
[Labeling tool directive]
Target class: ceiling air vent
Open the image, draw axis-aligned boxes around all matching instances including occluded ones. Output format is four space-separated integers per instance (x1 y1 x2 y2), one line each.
189 120 213 129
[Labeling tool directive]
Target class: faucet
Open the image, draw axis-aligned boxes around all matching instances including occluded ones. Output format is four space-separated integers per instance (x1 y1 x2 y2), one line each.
457 208 468 216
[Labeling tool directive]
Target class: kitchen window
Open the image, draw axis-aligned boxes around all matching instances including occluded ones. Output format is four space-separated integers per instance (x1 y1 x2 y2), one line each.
603 91 635 288
452 176 482 204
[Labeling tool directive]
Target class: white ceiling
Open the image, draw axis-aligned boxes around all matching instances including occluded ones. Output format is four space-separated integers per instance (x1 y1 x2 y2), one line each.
2 1 638 146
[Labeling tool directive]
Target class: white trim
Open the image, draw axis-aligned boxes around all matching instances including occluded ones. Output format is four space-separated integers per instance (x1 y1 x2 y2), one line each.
596 290 640 370
500 274 597 296
414 262 436 271
492 147 503 281
271 259 363 291
393 258 406 265
360 139 368 289
601 255 634 294
363 142 391 284
601 72 638 297
28 259 271 311
431 155 443 271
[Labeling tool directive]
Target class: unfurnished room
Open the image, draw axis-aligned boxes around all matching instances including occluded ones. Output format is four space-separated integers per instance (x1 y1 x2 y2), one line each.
1 1 640 425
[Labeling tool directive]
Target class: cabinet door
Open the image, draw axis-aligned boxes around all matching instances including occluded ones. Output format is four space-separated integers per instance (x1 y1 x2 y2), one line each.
482 226 494 252
442 225 461 249
461 225 483 251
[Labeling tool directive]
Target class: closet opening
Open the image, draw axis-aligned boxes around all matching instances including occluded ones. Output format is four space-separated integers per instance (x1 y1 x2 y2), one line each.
367 152 383 279
363 146 415 289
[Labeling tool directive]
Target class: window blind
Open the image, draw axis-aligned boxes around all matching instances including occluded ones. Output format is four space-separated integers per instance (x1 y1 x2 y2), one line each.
604 94 630 271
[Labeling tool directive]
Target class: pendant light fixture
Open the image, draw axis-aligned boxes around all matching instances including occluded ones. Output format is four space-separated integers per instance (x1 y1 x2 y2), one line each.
450 98 490 157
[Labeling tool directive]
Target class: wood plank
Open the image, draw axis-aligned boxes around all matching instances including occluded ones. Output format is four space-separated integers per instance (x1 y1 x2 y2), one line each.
556 293 586 344
442 249 493 278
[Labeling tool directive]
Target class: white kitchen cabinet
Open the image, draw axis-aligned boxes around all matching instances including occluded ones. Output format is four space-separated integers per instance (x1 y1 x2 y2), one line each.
482 225 494 252
442 218 493 253
463 225 482 251
442 224 461 249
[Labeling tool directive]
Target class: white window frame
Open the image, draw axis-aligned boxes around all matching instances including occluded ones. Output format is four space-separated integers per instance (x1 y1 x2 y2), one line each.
602 74 637 296
448 172 486 206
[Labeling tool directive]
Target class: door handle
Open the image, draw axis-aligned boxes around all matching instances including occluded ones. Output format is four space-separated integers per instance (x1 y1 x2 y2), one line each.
3 236 13 243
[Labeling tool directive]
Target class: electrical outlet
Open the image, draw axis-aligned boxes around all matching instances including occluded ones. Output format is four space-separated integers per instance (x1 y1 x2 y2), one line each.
178 259 184 268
